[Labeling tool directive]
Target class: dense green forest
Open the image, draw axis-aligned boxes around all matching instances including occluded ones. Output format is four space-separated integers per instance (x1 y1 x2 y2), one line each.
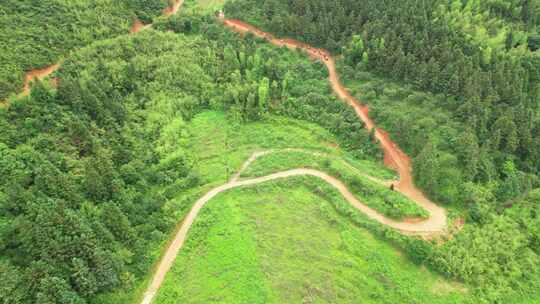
0 0 168 100
0 11 380 303
225 0 540 184
223 0 540 302
2 0 540 303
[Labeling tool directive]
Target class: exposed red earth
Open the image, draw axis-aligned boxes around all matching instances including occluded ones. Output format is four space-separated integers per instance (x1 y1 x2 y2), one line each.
22 63 60 95
163 0 184 17
130 18 147 33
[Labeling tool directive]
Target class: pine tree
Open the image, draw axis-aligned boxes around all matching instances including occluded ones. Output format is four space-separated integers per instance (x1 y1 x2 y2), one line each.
258 77 270 114
414 141 440 195
457 129 480 181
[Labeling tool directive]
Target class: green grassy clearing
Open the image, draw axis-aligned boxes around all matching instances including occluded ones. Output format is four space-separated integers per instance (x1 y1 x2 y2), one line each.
186 111 426 219
92 110 386 303
185 111 344 187
241 150 428 219
240 149 395 180
93 110 431 303
154 176 469 304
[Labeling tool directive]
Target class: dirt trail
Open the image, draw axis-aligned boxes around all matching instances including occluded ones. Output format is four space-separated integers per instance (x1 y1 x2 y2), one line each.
130 18 147 33
20 64 61 96
8 0 185 102
163 0 184 17
222 18 447 232
141 146 448 304
232 148 388 185
140 17 450 304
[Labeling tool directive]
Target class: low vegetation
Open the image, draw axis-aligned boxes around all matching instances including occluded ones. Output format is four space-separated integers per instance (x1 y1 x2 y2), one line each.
181 0 227 13
154 177 470 304
241 150 428 220
240 150 395 180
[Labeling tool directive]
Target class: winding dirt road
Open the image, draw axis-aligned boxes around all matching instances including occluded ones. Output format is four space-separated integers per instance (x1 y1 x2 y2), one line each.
21 64 61 96
141 146 447 303
222 18 446 231
140 18 449 304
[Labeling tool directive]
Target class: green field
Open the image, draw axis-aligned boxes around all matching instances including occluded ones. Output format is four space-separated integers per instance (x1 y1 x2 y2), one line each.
92 109 435 303
240 150 428 219
154 177 469 304
185 111 426 220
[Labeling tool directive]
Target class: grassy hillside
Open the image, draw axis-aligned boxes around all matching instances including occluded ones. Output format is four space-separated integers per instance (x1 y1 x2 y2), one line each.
154 178 469 304
182 0 228 13
93 109 400 304
240 150 428 220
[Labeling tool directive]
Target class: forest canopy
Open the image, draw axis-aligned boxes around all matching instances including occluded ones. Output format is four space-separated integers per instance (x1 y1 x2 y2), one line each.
225 0 540 204
224 0 540 302
0 12 380 302
1 1 540 303
0 0 168 100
